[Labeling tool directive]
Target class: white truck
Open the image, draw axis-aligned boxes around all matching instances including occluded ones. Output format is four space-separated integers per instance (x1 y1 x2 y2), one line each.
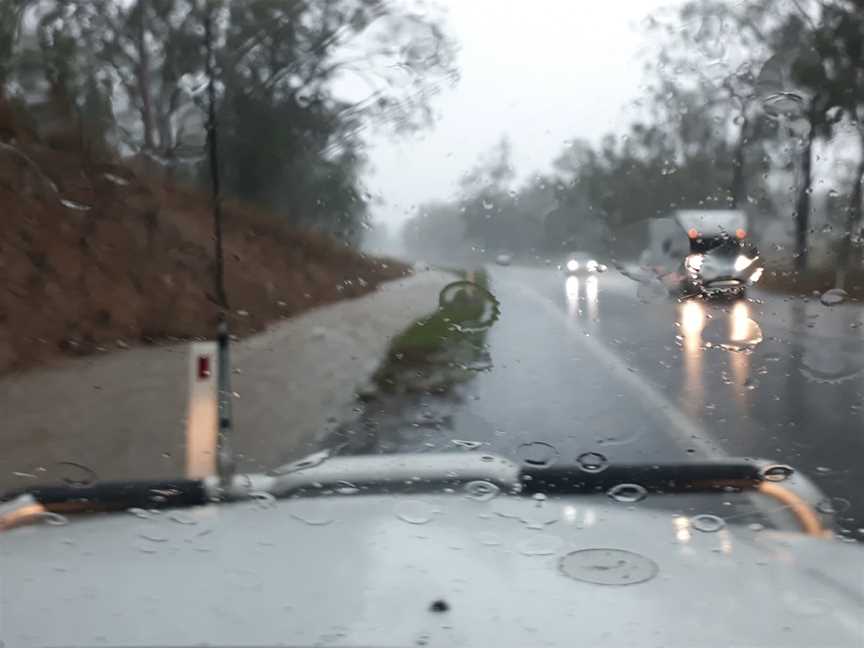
639 210 762 298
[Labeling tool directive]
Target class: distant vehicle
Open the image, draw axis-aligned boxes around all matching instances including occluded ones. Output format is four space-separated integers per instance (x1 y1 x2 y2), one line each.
674 210 764 299
638 211 763 299
495 253 513 266
561 251 607 276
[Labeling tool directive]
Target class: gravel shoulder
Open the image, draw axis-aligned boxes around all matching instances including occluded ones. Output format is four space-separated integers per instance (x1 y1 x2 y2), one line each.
0 270 454 489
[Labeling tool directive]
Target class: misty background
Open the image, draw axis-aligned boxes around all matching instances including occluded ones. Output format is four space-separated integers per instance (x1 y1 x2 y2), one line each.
3 0 864 283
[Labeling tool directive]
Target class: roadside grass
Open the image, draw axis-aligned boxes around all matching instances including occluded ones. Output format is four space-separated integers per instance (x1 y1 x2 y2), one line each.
758 266 864 300
372 268 498 394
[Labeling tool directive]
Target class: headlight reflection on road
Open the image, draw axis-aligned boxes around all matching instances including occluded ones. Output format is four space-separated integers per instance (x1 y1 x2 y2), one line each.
585 275 598 321
674 515 692 544
729 301 753 411
678 300 705 418
730 301 751 343
681 300 706 338
565 275 600 322
565 276 580 317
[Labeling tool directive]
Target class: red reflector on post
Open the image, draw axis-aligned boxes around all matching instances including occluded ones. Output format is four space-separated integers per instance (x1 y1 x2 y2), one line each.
197 356 211 380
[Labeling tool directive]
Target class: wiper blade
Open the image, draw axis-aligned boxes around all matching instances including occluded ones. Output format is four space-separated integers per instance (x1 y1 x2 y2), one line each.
1 478 212 514
521 460 762 495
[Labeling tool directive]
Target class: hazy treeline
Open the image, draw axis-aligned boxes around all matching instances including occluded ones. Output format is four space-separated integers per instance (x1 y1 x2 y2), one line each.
0 0 457 244
404 0 864 273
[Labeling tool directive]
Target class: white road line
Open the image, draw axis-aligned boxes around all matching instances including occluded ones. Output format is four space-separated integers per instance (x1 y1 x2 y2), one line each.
502 278 725 459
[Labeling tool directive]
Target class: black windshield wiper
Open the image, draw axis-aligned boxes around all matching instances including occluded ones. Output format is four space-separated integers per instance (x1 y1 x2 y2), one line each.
1 478 212 514
520 460 761 495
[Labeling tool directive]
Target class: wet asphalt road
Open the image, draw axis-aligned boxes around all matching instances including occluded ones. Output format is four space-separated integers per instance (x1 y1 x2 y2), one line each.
340 265 864 540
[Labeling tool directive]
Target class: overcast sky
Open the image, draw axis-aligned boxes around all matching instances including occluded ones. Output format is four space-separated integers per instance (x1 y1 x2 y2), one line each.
364 0 681 230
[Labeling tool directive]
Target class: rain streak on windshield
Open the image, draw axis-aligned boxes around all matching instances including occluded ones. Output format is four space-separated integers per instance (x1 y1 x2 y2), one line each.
2 1 864 647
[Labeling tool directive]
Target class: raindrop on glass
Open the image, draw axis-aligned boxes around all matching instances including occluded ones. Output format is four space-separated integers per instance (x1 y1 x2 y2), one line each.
289 509 333 526
334 481 360 495
760 464 794 482
691 514 726 533
464 480 500 502
451 439 482 450
517 534 565 556
816 497 850 515
576 452 608 473
270 449 330 475
607 483 647 504
54 461 97 487
250 491 277 509
762 92 804 117
394 500 435 525
128 507 152 519
39 512 68 526
168 513 197 526
517 442 558 467
59 198 92 211
820 288 848 307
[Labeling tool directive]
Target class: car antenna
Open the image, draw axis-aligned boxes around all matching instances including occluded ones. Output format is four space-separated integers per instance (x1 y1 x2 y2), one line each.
204 0 235 494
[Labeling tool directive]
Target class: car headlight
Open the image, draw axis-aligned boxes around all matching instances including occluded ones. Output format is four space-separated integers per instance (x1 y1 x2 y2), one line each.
566 259 579 272
586 259 598 272
685 254 704 273
749 266 764 284
734 255 756 273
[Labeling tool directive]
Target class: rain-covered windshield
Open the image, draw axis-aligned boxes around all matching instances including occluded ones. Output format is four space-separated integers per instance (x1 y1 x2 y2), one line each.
3 0 864 645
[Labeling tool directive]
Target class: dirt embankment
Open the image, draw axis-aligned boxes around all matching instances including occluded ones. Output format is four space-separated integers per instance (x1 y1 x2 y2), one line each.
0 101 408 375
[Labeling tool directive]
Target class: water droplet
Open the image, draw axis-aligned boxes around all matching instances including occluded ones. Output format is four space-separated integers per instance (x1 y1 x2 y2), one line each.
517 442 558 467
334 481 360 495
482 199 494 210
475 531 501 546
762 92 804 117
464 480 500 502
59 198 92 211
394 500 435 525
270 449 330 475
168 513 197 525
39 512 68 526
820 288 848 306
289 510 333 526
691 514 726 533
451 439 482 450
816 497 850 515
102 172 131 186
576 452 608 473
53 461 97 487
138 533 169 543
559 548 658 585
761 464 794 482
607 483 647 503
128 507 152 519
702 315 763 352
517 534 564 556
250 491 277 509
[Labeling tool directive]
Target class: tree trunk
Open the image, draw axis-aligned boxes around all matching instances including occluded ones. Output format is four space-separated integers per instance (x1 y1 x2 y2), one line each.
794 106 816 272
836 128 864 289
136 0 156 151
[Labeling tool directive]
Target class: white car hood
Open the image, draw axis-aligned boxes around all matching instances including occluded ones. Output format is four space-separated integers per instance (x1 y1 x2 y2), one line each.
3 489 863 648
